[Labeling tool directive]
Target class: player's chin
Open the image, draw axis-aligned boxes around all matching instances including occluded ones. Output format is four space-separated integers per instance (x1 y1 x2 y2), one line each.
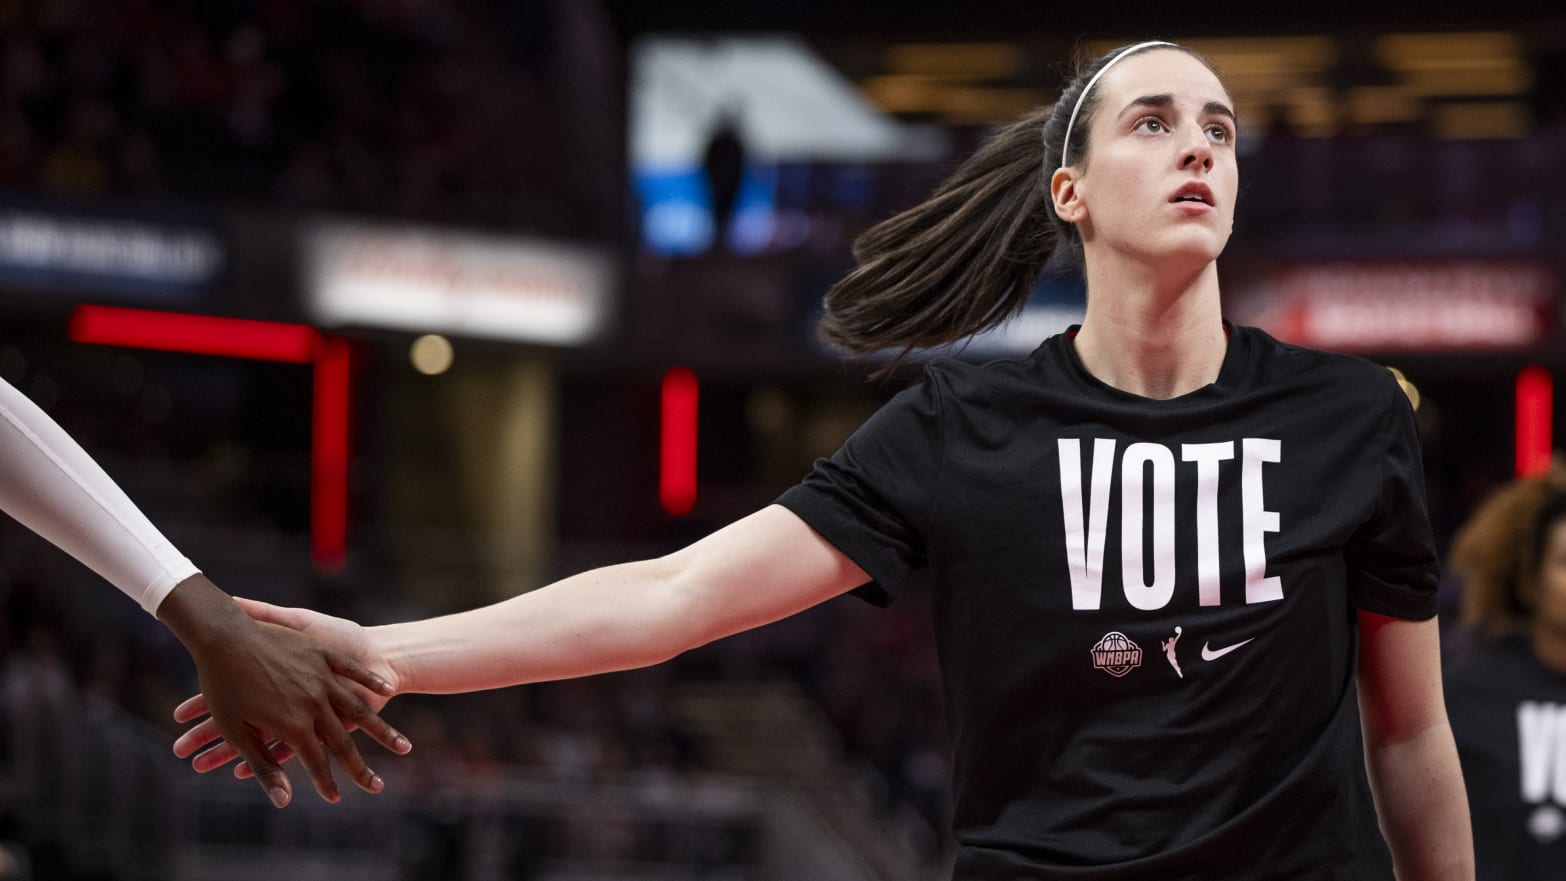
1146 238 1226 269
1160 226 1230 262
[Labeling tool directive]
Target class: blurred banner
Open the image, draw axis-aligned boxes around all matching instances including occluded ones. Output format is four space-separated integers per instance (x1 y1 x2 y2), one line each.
303 222 616 345
0 204 224 302
1233 260 1560 352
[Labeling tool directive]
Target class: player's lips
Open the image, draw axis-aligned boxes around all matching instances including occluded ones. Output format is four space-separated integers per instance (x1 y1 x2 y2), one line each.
1171 181 1215 215
1169 182 1215 208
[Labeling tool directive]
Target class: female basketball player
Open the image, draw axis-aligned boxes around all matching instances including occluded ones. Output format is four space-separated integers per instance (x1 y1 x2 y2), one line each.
176 42 1473 878
0 375 409 808
1445 463 1566 879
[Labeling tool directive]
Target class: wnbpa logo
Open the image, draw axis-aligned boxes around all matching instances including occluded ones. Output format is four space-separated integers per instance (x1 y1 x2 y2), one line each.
1091 632 1142 678
1518 701 1566 843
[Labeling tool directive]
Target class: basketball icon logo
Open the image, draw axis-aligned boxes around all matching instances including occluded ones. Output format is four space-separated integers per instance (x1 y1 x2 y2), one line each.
1091 631 1142 678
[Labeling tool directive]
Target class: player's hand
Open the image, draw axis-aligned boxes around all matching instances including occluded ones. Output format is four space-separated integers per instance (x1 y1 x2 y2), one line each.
166 589 408 807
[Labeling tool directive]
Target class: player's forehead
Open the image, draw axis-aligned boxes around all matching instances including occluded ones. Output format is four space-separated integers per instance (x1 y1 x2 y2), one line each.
1095 49 1232 115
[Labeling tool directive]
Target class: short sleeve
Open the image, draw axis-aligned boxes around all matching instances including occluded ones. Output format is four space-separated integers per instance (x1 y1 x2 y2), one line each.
774 370 945 606
1345 372 1440 619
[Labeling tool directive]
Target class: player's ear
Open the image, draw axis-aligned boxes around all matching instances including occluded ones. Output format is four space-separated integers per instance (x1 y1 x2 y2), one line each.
1051 167 1085 224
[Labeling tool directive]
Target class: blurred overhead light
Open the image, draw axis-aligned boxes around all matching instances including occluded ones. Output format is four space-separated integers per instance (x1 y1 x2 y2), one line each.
1389 56 1525 74
1375 32 1522 68
938 86 1049 120
862 76 1047 124
1399 66 1531 97
1285 86 1339 137
1377 32 1530 98
1430 102 1531 139
883 43 1022 80
410 334 454 375
1089 36 1337 74
1348 86 1424 126
860 75 944 113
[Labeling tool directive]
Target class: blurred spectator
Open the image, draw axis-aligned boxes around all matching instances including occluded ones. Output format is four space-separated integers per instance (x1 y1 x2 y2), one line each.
1444 461 1566 880
0 0 580 232
0 840 28 881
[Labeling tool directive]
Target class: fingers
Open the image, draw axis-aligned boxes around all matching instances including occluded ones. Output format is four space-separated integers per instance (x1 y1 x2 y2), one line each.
349 709 412 758
194 740 244 773
173 694 209 724
222 721 402 797
234 742 293 780
328 655 396 699
172 659 407 801
174 717 224 761
227 733 293 809
316 712 384 796
290 726 342 804
330 684 412 757
190 704 408 784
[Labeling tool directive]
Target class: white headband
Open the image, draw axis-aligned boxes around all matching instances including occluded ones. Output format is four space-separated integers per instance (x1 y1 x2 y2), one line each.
1059 41 1178 168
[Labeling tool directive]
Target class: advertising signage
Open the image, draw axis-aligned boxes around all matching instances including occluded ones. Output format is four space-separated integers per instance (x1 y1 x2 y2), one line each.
0 206 224 301
304 223 615 346
1233 260 1558 352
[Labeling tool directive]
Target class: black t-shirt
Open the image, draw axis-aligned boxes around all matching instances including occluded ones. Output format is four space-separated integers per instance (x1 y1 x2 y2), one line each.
777 323 1438 880
1445 635 1566 881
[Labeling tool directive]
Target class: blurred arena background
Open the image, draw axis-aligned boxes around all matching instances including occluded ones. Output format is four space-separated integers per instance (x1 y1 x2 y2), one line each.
0 1 1563 879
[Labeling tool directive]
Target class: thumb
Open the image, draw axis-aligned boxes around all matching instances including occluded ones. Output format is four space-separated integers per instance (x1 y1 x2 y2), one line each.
233 597 311 630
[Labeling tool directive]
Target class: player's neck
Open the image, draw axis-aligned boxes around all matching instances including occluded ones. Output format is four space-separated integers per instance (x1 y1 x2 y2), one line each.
1074 264 1225 401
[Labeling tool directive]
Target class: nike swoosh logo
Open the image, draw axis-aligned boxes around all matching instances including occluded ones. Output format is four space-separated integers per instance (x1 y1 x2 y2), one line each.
1200 638 1255 661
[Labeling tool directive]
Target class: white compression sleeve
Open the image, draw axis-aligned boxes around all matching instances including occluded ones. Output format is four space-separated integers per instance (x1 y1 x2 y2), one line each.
0 377 199 615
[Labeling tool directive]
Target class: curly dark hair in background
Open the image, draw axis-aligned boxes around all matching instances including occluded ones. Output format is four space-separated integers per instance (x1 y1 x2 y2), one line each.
1449 461 1566 635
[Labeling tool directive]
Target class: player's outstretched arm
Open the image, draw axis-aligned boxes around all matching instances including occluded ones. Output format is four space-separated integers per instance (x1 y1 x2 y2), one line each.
0 376 409 807
378 504 869 695
175 504 870 775
1357 612 1475 881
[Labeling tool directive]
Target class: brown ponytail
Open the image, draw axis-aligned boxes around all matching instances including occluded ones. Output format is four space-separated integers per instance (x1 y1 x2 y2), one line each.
818 41 1210 364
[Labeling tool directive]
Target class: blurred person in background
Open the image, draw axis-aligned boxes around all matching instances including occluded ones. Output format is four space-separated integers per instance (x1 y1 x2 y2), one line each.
0 841 24 881
1444 461 1566 879
176 41 1471 880
0 375 409 808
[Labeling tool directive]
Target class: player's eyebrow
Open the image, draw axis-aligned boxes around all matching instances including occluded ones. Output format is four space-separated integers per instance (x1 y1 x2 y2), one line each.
1117 94 1237 126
